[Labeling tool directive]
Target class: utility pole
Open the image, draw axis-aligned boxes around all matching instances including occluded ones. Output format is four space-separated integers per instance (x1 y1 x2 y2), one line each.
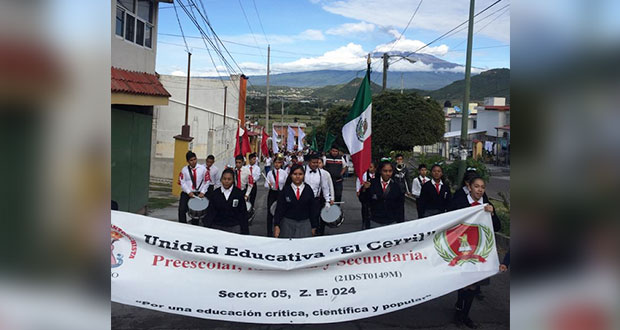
281 98 284 150
182 52 192 137
456 0 476 188
367 53 371 72
400 73 404 94
222 85 227 141
382 52 389 91
265 45 270 133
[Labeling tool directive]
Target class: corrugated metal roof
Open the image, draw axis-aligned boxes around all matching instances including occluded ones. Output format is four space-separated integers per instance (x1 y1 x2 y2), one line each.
111 67 171 97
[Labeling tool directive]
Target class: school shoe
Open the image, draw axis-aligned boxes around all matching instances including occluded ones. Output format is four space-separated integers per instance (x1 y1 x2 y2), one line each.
462 316 478 329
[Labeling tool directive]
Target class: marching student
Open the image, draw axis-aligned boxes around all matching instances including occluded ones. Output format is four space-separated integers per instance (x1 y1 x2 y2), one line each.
273 164 318 238
323 147 347 203
245 153 261 207
317 158 335 206
418 164 452 218
203 168 249 234
359 160 405 228
393 154 414 196
448 175 499 328
452 168 480 202
411 163 430 219
203 154 221 197
356 161 377 229
264 153 273 175
305 153 334 236
177 151 208 225
232 155 253 201
265 156 288 237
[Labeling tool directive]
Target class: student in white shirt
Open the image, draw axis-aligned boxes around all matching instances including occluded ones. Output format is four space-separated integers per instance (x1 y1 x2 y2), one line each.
177 151 208 225
244 153 261 207
264 154 273 175
202 154 221 194
305 153 333 236
356 161 376 229
232 155 252 201
265 156 288 237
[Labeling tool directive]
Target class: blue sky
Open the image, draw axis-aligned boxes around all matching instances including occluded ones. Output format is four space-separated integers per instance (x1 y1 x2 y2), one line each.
155 0 510 77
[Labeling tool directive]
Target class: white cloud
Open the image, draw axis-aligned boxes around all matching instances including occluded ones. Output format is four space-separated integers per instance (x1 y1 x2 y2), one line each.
373 36 449 56
326 21 375 36
320 0 510 43
299 29 325 40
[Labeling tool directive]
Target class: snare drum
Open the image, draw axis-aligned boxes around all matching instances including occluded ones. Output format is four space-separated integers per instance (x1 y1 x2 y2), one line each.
320 205 344 228
187 197 209 219
246 201 255 225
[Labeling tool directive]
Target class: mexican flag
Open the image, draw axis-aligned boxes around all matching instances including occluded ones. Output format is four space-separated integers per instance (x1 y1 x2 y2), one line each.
342 72 371 184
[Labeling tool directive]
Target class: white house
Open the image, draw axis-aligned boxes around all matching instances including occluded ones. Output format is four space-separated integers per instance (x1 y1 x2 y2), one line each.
150 74 243 179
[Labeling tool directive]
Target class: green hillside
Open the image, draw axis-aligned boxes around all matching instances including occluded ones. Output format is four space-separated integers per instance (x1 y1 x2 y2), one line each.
311 77 383 101
310 68 509 103
424 68 510 103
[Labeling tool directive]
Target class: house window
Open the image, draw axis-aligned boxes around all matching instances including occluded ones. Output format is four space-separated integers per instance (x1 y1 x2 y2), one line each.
125 14 135 42
473 120 477 129
115 7 124 36
115 0 154 49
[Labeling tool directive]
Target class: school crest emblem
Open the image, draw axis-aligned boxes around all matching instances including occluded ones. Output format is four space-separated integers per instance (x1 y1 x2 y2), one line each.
356 117 368 142
111 225 137 269
434 223 494 266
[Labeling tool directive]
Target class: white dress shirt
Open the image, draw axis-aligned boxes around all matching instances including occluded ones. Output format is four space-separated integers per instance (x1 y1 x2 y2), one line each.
221 185 233 201
245 164 261 185
265 157 272 166
178 164 208 194
411 175 430 197
467 193 484 205
233 166 253 197
356 171 375 192
203 164 221 189
304 166 332 202
265 168 288 190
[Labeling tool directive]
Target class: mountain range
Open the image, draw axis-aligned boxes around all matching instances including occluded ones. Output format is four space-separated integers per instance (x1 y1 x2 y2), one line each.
243 53 479 90
310 68 510 103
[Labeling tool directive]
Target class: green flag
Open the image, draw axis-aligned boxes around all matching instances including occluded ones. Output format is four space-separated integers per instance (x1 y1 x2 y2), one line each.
323 132 336 152
310 132 318 151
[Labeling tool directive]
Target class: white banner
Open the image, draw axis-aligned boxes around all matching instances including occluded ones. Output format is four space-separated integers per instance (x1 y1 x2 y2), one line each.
111 206 499 324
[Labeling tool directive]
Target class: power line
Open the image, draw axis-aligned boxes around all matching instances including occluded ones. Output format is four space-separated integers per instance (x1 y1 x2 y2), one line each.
443 4 510 49
388 0 423 52
393 0 503 63
238 0 265 60
158 40 300 59
172 1 190 53
252 0 270 44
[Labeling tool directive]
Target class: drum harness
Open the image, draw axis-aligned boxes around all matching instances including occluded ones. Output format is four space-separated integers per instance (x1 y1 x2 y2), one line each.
187 165 203 195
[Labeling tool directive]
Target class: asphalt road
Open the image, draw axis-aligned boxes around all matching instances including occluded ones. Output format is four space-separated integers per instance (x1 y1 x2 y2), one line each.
113 176 509 330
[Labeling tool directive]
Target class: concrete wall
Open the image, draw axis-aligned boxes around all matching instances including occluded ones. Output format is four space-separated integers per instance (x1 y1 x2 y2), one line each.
449 115 476 132
111 0 159 73
150 75 242 180
477 109 503 137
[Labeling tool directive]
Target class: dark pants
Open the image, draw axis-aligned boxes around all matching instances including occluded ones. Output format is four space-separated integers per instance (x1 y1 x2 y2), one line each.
455 288 477 318
210 223 243 234
249 185 257 207
266 189 279 237
315 197 326 235
264 166 271 176
415 199 423 219
361 202 371 229
333 179 343 203
178 192 200 225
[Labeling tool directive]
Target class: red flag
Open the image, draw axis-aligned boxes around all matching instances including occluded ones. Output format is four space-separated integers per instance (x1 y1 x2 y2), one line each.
234 124 241 156
242 127 252 155
261 128 269 156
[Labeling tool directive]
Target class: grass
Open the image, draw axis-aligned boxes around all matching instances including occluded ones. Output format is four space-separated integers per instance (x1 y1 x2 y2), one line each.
148 197 177 210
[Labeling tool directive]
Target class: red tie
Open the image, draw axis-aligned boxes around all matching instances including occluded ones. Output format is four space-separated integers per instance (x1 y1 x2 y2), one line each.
191 168 197 190
249 166 254 184
275 171 279 190
205 167 211 182
382 181 388 192
237 170 242 188
435 183 440 194
471 201 481 206
422 178 426 184
296 187 301 200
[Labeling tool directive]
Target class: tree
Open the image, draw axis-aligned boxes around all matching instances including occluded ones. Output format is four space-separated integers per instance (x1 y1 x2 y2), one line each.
312 104 350 153
372 92 444 159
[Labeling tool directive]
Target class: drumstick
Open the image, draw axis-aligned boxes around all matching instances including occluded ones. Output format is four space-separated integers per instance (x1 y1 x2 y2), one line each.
261 172 273 188
333 201 345 204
